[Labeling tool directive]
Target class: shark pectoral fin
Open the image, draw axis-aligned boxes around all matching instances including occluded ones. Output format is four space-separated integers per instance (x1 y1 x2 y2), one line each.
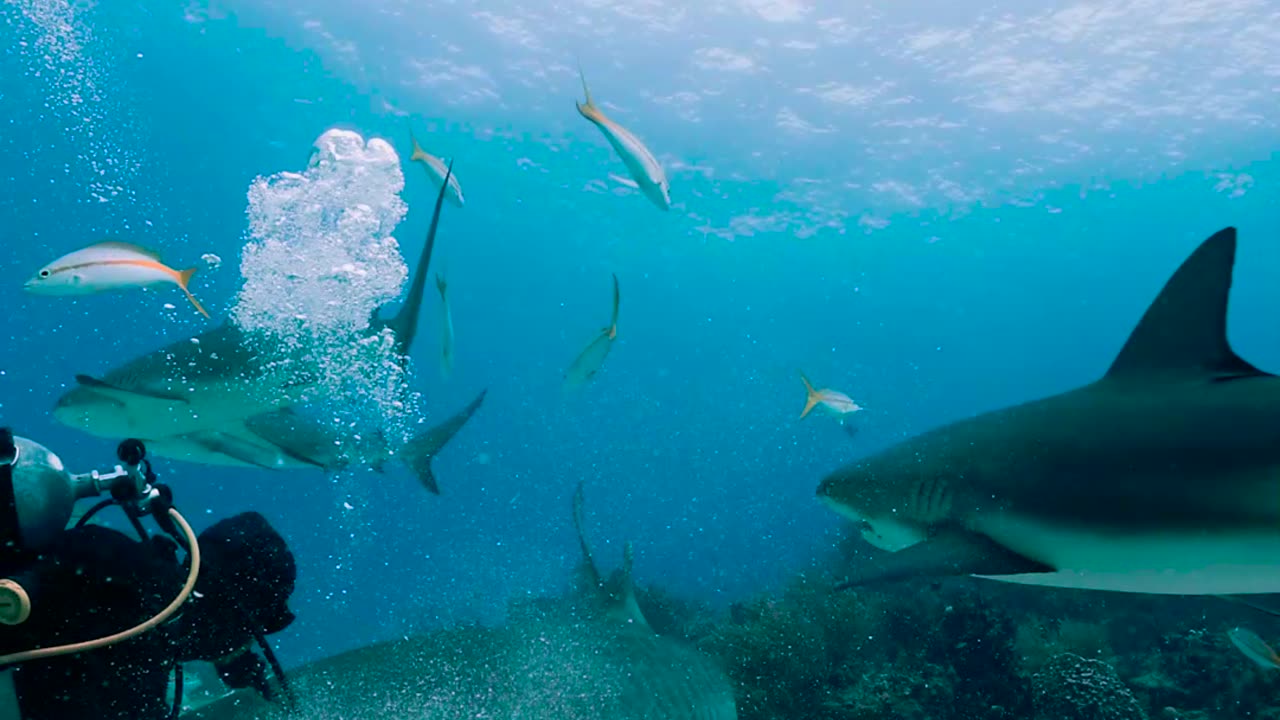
185 431 284 470
74 375 190 406
1105 227 1270 381
1215 594 1280 619
236 417 329 470
834 529 1052 591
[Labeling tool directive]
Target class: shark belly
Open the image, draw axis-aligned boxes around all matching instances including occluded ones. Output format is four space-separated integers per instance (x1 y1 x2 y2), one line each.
140 435 311 471
973 511 1280 595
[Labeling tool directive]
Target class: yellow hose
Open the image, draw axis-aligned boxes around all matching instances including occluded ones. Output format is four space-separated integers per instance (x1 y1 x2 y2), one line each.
0 507 200 666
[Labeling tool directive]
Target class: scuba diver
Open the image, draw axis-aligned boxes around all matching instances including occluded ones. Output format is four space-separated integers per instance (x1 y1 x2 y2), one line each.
0 429 299 720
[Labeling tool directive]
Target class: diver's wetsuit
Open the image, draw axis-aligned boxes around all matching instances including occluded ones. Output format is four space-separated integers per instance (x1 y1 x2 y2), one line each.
0 511 297 720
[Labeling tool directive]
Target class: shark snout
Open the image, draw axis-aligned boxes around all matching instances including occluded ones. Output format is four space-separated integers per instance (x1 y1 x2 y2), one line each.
816 472 862 522
816 475 837 500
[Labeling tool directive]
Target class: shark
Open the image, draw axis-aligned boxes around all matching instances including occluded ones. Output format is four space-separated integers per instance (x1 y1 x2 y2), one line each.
53 159 454 441
53 161 473 490
818 227 1280 596
181 484 738 720
138 389 486 494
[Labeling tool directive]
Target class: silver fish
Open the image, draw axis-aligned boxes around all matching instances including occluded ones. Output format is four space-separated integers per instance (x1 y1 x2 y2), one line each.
576 69 671 211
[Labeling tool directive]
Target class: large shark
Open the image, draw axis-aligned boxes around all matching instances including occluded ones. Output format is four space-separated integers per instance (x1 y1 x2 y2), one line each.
53 160 455 442
52 161 464 485
818 227 1280 596
181 484 738 720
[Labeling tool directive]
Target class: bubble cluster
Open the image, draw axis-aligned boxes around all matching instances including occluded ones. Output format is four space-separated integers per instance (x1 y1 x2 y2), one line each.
232 128 421 445
8 0 141 207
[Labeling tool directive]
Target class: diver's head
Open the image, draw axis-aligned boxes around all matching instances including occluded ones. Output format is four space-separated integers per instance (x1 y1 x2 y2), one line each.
52 387 127 437
816 461 929 552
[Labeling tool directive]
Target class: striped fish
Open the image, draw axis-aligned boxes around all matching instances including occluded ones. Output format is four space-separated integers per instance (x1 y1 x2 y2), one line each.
408 129 465 208
576 68 672 211
25 241 210 318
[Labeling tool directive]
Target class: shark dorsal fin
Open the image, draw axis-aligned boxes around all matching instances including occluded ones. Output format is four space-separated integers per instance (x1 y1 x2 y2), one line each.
572 481 602 590
1105 227 1265 380
571 483 654 633
603 541 653 633
379 157 454 356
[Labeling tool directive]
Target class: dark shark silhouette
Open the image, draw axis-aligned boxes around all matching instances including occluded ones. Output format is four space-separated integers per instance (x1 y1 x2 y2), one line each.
819 227 1280 595
183 484 738 720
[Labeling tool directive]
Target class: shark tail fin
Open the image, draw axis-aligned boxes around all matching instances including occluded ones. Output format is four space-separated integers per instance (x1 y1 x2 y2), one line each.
435 271 447 299
383 157 455 356
1105 227 1267 381
799 372 821 419
400 388 486 494
176 267 211 319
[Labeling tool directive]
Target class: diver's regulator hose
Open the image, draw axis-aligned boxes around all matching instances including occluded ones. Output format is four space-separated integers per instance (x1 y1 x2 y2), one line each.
0 507 200 667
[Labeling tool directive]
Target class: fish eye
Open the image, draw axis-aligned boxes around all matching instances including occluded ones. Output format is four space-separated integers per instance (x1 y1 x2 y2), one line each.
38 269 49 278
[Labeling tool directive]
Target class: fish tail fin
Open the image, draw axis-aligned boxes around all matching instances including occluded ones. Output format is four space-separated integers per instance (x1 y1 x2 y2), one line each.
607 273 620 339
407 123 429 163
799 372 820 419
399 388 486 494
176 267 211 319
435 271 447 298
575 64 602 120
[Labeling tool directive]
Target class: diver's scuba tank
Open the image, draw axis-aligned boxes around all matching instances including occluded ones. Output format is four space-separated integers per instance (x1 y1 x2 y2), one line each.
0 431 78 557
0 428 203 720
0 429 165 625
0 428 294 719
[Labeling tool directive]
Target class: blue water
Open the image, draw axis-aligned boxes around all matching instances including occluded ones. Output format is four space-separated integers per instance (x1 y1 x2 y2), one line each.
1 1 1277 667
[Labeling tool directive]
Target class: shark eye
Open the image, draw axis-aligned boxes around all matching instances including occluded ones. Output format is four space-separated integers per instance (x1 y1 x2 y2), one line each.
38 269 50 278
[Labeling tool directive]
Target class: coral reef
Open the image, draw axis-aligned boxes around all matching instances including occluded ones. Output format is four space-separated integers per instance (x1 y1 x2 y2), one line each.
1015 617 1115 676
698 573 879 719
930 589 1028 719
490 528 1280 720
1031 653 1147 720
